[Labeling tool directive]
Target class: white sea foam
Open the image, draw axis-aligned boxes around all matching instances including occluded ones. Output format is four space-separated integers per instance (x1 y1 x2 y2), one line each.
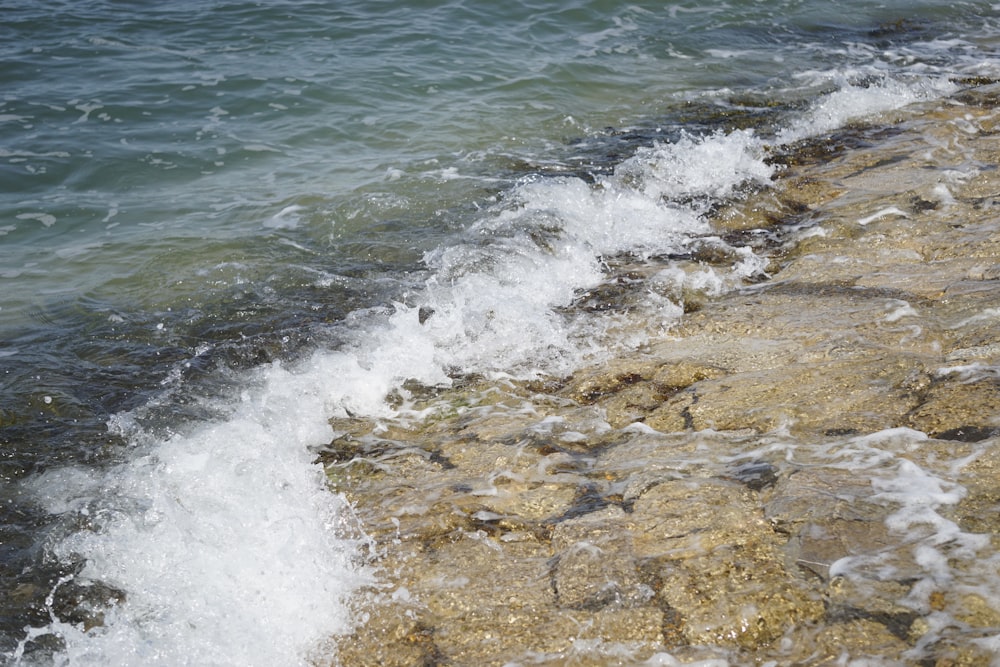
951 307 1000 328
883 299 918 322
16 213 56 228
53 243 105 260
935 362 1000 383
622 129 772 203
20 360 374 667
778 75 957 145
817 427 1000 655
264 204 305 229
358 128 773 385
858 206 908 226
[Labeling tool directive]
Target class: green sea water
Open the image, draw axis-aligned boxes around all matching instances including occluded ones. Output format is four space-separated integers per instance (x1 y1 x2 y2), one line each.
2 0 1000 663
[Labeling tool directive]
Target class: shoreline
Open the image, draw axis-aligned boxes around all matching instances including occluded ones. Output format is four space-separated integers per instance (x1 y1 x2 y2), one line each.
326 89 1000 666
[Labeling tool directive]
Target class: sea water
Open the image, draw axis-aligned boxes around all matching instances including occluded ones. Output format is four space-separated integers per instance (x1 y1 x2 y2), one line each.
2 0 999 664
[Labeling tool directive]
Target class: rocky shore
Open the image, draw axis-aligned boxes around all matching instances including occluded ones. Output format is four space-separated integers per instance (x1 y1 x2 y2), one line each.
324 88 1000 666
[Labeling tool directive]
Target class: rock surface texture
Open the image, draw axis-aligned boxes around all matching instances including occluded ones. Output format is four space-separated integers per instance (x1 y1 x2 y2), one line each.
326 90 1000 665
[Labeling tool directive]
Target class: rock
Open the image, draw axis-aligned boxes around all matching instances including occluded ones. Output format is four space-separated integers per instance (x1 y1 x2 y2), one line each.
797 619 910 665
626 479 824 648
583 360 730 428
966 263 1000 281
954 443 1000 533
330 94 1000 666
550 508 650 610
954 593 1000 629
645 357 926 436
907 379 1000 440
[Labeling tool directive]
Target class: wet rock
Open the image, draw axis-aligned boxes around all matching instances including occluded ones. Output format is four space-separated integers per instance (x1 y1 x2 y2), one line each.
602 381 675 429
788 516 901 581
966 263 1000 281
550 508 650 610
330 94 1000 666
334 603 441 667
825 576 920 635
564 360 658 404
727 460 778 490
627 479 824 648
565 359 729 428
907 379 1000 439
765 467 880 525
410 536 554 617
921 640 998 667
645 357 925 436
952 442 1000 534
953 81 1000 106
650 360 730 389
798 619 910 664
954 593 1000 629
